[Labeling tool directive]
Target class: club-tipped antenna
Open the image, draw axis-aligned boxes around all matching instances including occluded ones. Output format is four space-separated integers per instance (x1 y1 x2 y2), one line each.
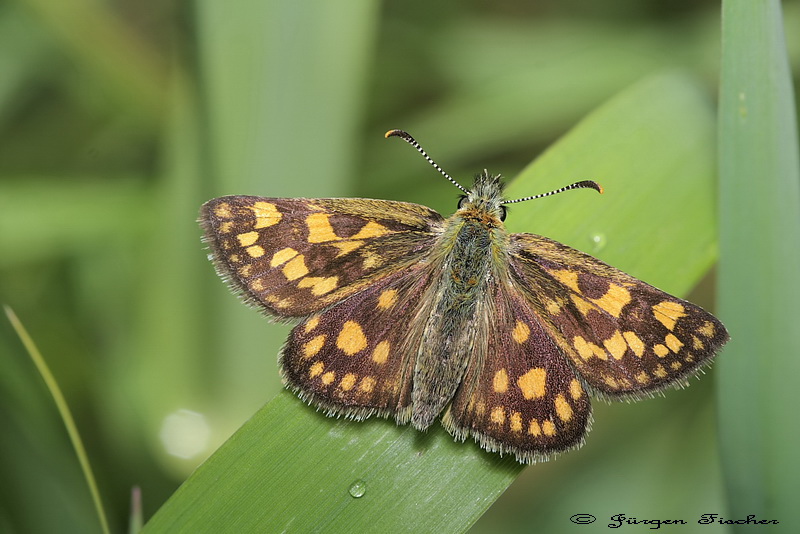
502 180 603 204
385 129 469 194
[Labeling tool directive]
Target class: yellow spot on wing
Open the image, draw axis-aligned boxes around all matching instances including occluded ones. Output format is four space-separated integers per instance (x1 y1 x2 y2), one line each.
274 297 293 309
634 371 650 384
246 245 265 258
372 341 390 364
603 330 628 360
654 344 669 357
545 299 561 315
219 221 233 233
569 379 583 401
664 333 683 352
653 364 668 378
492 369 509 393
377 289 398 310
362 252 384 269
313 276 339 295
512 321 530 344
304 316 320 333
623 331 645 357
573 336 607 360
303 335 325 358
271 247 299 267
653 301 686 331
570 294 595 316
490 406 506 425
321 371 335 385
528 419 542 436
309 361 324 378
510 412 523 432
337 321 367 355
352 221 390 239
517 368 547 400
699 321 716 337
236 231 259 247
331 241 363 256
298 276 339 295
214 203 232 218
359 376 376 393
283 255 309 280
590 284 631 318
251 201 282 228
306 213 339 243
340 373 357 391
554 394 573 422
551 269 581 292
542 420 556 437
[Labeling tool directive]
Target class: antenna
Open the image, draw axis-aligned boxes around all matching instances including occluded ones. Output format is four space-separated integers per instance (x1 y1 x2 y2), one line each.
385 129 469 194
502 180 603 204
385 129 603 203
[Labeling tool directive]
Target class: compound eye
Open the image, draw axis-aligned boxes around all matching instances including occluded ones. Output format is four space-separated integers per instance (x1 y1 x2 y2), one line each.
457 195 468 209
499 205 507 221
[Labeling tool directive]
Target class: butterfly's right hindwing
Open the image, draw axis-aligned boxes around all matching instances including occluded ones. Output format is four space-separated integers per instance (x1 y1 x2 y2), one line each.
281 266 438 420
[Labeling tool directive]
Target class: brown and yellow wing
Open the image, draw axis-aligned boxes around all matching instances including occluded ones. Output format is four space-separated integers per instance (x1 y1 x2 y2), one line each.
281 265 438 421
443 284 592 464
508 233 729 400
199 196 444 317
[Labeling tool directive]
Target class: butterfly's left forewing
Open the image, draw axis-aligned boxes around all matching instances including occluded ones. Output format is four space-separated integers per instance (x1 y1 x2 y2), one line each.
507 233 729 400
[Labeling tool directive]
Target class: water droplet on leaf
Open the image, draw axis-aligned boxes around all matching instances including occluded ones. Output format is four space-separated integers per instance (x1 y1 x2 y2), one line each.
590 233 607 252
348 479 366 498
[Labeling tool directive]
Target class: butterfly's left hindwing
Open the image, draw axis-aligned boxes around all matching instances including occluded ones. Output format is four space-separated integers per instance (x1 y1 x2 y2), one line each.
200 196 444 317
508 233 729 399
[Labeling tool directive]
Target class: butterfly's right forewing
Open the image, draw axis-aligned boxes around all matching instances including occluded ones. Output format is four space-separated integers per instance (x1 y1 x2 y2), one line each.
200 196 444 318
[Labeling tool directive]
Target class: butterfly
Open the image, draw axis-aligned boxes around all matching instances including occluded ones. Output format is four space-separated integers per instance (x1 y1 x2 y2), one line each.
199 129 729 464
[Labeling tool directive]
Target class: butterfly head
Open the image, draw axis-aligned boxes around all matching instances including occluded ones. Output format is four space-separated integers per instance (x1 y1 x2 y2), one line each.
457 171 508 223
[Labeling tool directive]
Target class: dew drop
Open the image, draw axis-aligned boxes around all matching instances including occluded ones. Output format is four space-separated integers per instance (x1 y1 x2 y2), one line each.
590 233 607 252
348 479 366 498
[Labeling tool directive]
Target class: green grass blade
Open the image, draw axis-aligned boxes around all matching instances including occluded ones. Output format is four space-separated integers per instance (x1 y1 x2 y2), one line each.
3 306 110 534
717 0 800 525
144 72 718 533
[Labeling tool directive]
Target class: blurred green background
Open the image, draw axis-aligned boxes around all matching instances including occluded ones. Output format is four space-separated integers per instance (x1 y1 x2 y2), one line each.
1 0 798 532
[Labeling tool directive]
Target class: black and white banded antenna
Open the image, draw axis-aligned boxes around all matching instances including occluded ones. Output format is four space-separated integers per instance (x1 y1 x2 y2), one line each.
385 129 470 194
385 129 603 202
502 179 603 204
